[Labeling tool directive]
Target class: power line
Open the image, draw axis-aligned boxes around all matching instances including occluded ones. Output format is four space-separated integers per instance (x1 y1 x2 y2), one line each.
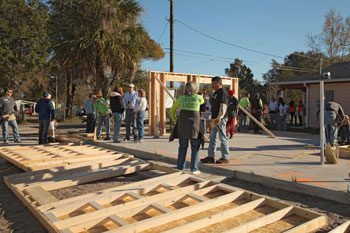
157 21 169 43
165 50 318 74
175 19 285 59
174 19 332 64
163 48 266 65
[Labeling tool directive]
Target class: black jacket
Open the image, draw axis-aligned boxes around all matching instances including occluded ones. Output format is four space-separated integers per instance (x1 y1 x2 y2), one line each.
110 92 124 113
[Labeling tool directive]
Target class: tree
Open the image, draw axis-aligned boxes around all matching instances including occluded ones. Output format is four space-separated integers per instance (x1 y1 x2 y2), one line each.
0 0 50 98
49 0 164 101
263 51 325 84
225 58 264 98
322 9 343 60
306 9 350 62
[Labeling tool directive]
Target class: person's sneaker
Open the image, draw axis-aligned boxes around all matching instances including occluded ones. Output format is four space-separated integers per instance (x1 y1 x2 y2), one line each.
139 139 144 143
14 140 22 143
113 140 121 143
229 135 233 139
133 136 137 141
104 137 111 141
3 141 9 144
191 170 201 175
124 137 130 141
200 157 215 163
216 158 229 164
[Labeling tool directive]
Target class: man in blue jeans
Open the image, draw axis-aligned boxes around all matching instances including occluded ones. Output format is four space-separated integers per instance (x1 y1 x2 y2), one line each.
201 76 230 164
35 92 55 144
123 84 138 141
0 88 21 144
325 101 345 146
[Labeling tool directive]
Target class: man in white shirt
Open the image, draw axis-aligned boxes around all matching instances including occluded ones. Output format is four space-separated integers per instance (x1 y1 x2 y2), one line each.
268 96 278 130
123 84 138 140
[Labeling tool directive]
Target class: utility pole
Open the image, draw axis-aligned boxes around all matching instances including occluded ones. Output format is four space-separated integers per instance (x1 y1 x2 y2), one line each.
169 0 174 88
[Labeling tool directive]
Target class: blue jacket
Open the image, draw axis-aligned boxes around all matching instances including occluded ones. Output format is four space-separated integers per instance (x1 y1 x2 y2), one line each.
35 99 55 120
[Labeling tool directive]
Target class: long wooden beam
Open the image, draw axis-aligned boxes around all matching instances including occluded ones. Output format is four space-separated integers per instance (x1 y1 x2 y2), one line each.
238 104 276 138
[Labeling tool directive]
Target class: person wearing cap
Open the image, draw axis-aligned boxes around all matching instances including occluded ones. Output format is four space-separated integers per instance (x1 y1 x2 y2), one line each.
95 91 111 140
35 92 55 144
226 89 238 139
0 88 21 144
123 83 138 141
84 94 97 133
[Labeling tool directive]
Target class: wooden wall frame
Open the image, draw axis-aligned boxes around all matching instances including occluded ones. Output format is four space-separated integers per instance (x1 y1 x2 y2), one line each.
5 170 329 233
148 71 239 136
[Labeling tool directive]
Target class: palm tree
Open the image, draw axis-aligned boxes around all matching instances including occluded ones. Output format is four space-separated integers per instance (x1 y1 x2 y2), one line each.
50 0 163 97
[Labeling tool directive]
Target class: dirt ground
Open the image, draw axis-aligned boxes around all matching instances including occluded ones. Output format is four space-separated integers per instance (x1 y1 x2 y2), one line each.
0 157 349 233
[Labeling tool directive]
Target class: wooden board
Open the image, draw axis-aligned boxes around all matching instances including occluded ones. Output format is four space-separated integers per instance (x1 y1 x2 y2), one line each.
329 220 350 233
0 144 133 171
5 168 329 233
339 145 350 159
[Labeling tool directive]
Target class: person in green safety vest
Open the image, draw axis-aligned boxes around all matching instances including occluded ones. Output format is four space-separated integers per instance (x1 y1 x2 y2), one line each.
95 91 111 140
170 81 204 175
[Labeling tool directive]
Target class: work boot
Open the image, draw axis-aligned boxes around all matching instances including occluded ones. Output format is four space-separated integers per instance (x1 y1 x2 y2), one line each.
216 158 229 164
200 157 215 164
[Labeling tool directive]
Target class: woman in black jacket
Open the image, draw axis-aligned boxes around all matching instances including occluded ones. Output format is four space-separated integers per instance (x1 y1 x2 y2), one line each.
110 87 124 143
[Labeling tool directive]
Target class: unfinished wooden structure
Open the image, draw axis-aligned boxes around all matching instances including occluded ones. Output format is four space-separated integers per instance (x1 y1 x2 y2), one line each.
5 168 328 232
0 144 136 171
148 71 239 136
1 143 332 232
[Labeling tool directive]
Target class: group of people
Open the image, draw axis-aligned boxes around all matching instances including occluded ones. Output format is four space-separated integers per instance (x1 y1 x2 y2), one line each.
84 84 147 143
237 94 306 133
268 97 305 131
0 89 56 144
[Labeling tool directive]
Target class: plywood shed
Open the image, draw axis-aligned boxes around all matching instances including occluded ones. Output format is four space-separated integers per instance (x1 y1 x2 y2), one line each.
148 71 239 136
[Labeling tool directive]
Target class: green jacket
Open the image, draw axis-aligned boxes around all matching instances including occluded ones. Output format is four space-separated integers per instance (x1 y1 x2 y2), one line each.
95 97 109 115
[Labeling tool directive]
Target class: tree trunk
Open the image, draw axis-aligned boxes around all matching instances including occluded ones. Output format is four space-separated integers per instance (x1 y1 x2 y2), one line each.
95 55 109 98
65 71 72 117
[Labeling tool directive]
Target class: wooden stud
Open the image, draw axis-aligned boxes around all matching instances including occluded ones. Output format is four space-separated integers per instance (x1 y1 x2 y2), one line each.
163 198 266 233
106 191 244 233
51 181 215 230
24 186 59 206
328 220 350 233
222 206 294 233
38 172 184 212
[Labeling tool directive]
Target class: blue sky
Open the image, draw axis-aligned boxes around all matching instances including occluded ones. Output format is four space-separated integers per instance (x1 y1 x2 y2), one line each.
139 0 350 81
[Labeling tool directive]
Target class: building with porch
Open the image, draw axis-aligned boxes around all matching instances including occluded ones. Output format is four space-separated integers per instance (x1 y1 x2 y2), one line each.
270 62 350 128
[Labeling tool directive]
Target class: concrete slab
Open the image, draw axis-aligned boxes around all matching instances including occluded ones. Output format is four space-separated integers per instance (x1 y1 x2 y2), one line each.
92 131 350 205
